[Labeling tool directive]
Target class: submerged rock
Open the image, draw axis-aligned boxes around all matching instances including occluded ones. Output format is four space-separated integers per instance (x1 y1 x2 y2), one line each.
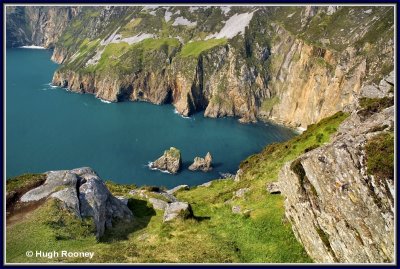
188 152 213 172
150 147 182 174
20 167 133 239
163 202 193 222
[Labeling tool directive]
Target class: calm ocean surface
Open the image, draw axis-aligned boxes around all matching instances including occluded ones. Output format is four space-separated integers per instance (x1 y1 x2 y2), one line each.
6 48 295 188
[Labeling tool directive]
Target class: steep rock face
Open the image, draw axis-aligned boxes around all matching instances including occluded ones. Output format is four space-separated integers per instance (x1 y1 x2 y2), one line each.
8 6 394 127
279 106 394 262
262 28 366 128
6 6 79 48
20 167 133 239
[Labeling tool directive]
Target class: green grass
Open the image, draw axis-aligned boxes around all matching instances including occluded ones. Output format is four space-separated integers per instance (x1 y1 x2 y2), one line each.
166 147 181 159
6 174 46 193
6 112 351 263
85 38 180 75
240 111 349 181
365 132 394 181
180 38 227 58
261 96 279 112
358 97 394 118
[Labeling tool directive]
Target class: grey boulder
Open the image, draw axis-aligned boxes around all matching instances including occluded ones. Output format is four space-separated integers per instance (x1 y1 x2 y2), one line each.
163 202 193 222
20 167 133 239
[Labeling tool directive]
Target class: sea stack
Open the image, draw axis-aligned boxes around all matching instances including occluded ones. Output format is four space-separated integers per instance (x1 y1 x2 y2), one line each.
189 152 213 172
150 147 182 174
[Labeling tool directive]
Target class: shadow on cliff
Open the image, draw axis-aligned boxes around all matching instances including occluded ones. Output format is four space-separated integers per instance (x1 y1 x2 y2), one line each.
100 198 156 243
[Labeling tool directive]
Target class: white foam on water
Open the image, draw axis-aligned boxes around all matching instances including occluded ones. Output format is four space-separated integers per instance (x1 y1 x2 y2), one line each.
99 98 112 104
174 109 191 119
20 45 46 49
147 162 172 174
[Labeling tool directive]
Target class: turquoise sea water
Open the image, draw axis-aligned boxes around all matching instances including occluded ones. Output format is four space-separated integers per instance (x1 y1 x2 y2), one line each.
6 48 295 188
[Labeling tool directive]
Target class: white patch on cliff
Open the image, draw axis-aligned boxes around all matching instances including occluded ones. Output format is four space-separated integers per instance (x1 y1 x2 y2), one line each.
287 12 295 18
119 33 155 45
86 47 105 66
20 45 45 49
100 27 121 46
206 12 254 40
165 10 173 22
220 6 231 15
172 17 197 27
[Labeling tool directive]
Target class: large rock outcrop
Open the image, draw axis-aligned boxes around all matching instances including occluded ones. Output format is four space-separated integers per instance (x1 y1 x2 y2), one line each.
279 105 394 262
188 152 213 172
149 147 182 174
20 167 133 239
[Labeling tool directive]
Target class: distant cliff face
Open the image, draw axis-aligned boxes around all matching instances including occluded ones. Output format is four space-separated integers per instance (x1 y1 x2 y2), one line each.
6 6 79 48
6 6 394 127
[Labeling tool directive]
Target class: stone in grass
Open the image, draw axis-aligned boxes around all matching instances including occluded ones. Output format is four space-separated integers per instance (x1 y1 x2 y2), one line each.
163 202 193 222
167 185 189 195
149 198 168 211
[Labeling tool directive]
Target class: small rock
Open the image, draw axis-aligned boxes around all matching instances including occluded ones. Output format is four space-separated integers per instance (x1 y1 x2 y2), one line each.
148 198 168 211
232 205 241 214
219 172 235 179
158 192 178 202
150 147 182 174
235 188 250 198
360 85 386 99
163 202 193 222
188 152 213 172
384 71 394 85
235 169 243 182
266 182 281 194
243 209 252 217
199 181 212 187
128 189 139 195
167 185 189 195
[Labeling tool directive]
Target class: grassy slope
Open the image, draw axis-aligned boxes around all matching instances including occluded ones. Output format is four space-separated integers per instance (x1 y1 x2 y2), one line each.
180 38 227 57
6 112 349 263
